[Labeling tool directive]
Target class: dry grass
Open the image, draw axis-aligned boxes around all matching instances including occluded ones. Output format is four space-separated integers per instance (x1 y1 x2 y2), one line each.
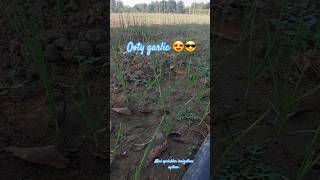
111 13 210 27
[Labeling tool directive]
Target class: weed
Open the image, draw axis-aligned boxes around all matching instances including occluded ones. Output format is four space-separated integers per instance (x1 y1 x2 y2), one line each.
4 2 60 133
71 97 107 148
111 47 129 106
71 58 107 147
152 59 166 112
244 0 258 97
162 115 174 136
117 13 152 44
128 81 140 105
212 109 270 177
217 144 288 180
176 105 200 122
115 122 126 147
187 62 209 102
110 12 210 179
262 19 320 134
271 1 320 51
185 59 194 95
296 122 320 180
134 115 166 180
195 88 207 102
194 61 210 78
139 78 158 103
163 85 177 103
268 56 320 134
111 122 126 161
245 14 277 98
198 102 210 125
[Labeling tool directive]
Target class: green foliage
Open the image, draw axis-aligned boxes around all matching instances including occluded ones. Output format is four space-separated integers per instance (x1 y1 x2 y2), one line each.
194 61 210 78
111 0 124 13
195 88 207 102
163 85 177 102
315 24 320 49
71 58 107 147
271 1 320 50
176 105 200 122
268 61 320 134
213 110 270 178
112 0 208 14
162 115 174 136
185 61 209 101
112 47 129 105
4 3 59 133
187 144 198 157
111 122 126 159
115 122 126 146
117 13 152 44
217 145 287 180
243 0 259 97
134 115 166 180
296 123 320 180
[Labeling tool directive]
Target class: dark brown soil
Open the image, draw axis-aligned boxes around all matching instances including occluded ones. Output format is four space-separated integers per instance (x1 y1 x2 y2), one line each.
109 23 210 179
213 0 320 179
110 75 210 180
0 0 108 179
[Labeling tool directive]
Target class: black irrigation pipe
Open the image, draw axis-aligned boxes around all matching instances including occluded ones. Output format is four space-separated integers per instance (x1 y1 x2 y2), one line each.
182 135 210 180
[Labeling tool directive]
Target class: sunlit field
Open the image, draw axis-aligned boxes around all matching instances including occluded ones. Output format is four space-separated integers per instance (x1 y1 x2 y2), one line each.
111 13 210 27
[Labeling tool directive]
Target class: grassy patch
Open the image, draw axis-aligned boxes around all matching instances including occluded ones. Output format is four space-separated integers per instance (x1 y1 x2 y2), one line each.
4 2 59 133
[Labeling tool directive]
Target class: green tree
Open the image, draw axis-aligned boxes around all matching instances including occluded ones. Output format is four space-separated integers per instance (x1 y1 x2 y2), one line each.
176 1 185 13
203 2 210 9
155 1 160 13
111 0 124 13
190 2 206 14
161 0 165 13
148 1 157 13
116 1 124 12
168 0 176 13
134 3 148 13
111 0 116 12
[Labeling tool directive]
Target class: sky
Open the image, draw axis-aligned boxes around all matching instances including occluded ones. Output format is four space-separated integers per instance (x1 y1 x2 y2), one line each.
120 0 210 7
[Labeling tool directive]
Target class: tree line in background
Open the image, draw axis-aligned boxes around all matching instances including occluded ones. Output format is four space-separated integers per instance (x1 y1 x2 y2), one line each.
111 0 210 14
